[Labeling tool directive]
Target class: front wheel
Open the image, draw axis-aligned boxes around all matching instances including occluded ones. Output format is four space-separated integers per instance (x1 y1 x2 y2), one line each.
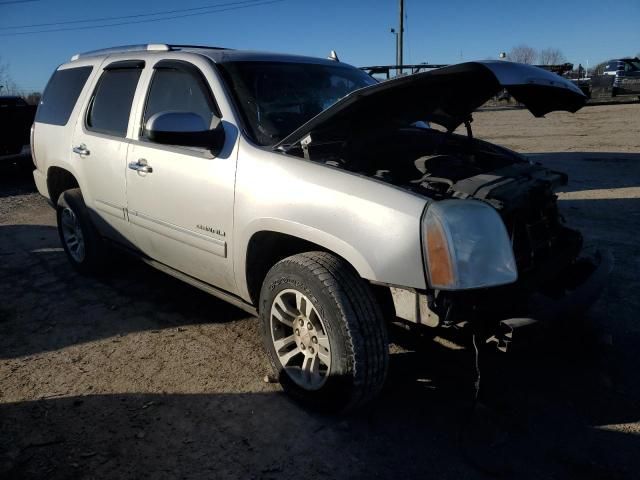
259 252 389 412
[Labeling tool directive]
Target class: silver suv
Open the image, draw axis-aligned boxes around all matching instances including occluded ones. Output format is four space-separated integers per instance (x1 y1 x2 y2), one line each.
32 44 611 411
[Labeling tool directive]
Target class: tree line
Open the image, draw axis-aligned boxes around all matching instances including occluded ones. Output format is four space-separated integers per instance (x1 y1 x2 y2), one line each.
0 57 41 104
507 44 640 75
507 45 567 65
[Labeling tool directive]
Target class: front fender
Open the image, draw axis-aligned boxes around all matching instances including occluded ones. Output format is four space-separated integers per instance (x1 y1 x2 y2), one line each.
233 142 429 302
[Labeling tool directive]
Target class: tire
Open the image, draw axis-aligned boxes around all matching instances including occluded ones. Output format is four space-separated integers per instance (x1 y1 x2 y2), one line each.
56 188 107 274
259 251 389 412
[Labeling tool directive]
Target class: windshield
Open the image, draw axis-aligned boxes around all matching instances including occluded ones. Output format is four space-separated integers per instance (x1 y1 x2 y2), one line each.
218 61 377 146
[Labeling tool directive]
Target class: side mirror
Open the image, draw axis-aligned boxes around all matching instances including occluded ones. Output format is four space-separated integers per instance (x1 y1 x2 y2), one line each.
144 111 225 152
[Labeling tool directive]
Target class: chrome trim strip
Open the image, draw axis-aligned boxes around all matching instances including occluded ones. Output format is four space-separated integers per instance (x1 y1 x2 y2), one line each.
129 210 227 257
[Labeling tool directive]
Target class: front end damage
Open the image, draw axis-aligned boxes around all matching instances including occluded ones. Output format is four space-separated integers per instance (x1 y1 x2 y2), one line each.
272 59 604 348
390 247 613 351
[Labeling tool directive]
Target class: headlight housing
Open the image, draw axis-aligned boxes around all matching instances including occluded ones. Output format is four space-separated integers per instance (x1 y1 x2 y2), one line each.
422 199 517 290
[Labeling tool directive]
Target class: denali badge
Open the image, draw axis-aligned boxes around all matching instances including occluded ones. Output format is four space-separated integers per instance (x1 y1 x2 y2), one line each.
196 224 226 237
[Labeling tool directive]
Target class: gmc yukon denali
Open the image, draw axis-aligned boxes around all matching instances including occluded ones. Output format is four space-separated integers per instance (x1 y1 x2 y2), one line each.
31 44 612 411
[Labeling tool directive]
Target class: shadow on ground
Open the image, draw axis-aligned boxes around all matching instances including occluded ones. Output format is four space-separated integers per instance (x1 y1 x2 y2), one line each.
1 336 639 479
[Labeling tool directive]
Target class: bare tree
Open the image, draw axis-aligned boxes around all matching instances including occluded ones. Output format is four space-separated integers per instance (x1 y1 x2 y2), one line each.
508 44 538 64
0 58 19 95
24 92 42 105
539 47 566 65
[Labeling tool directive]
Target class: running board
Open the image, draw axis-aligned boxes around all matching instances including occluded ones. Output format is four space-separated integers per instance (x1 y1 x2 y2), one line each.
140 257 258 317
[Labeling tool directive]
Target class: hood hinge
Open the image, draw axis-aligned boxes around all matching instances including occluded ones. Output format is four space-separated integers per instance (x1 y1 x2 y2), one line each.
300 134 313 160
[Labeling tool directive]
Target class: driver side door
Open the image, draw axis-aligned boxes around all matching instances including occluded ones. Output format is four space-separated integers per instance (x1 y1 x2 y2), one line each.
126 59 238 293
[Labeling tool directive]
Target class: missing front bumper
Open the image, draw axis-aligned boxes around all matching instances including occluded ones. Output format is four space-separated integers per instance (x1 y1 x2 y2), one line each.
390 248 614 352
488 248 614 352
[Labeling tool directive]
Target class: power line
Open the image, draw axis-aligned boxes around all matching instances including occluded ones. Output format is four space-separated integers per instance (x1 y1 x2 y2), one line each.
0 0 283 36
0 0 264 30
0 0 39 5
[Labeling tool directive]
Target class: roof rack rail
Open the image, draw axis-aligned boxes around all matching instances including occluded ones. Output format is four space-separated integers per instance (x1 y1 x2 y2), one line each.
168 44 232 51
70 44 170 61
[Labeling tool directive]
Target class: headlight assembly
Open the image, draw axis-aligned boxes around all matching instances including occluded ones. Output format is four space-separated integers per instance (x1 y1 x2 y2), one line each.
423 199 517 290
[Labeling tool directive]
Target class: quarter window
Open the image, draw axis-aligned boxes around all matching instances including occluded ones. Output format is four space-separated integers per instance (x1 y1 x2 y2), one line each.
35 66 92 126
87 67 142 137
143 63 217 137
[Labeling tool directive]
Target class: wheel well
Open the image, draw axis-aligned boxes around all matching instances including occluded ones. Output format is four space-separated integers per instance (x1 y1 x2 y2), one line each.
246 231 326 305
245 231 395 319
47 167 79 205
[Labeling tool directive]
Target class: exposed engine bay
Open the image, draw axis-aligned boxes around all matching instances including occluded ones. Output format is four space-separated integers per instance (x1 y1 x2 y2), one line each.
294 126 584 283
273 61 604 346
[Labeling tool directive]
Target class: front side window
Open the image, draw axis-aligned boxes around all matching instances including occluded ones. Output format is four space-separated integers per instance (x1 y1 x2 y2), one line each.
87 66 142 137
143 64 217 136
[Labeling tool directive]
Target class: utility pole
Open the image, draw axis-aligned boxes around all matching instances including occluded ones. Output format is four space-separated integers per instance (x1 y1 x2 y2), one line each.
398 0 404 73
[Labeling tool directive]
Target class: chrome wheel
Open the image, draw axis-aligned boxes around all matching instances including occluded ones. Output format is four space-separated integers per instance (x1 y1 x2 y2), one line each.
60 207 85 262
270 289 331 390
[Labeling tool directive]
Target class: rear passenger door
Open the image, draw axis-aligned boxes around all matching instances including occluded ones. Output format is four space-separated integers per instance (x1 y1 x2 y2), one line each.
72 60 144 245
125 59 238 293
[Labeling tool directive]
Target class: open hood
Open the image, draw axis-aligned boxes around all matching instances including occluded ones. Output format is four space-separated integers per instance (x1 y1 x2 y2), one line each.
275 61 586 151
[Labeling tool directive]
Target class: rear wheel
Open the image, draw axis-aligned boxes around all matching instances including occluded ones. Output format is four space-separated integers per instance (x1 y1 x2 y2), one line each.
259 251 388 412
56 189 107 274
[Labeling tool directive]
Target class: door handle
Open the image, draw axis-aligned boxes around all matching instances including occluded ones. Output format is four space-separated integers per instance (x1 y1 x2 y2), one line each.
72 144 90 156
128 159 153 173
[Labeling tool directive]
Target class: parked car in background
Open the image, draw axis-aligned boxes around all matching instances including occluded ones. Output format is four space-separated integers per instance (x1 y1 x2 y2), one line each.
31 44 610 412
601 58 640 96
0 95 36 159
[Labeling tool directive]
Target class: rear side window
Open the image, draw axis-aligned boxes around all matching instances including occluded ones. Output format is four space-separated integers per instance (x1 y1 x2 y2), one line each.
35 66 92 126
87 66 142 137
143 63 218 133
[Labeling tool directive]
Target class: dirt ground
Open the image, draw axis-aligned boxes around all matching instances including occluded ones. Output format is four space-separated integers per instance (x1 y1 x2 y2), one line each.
1 104 639 479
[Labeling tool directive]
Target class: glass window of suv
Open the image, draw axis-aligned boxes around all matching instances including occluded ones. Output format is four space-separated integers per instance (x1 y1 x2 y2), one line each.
86 61 144 137
142 61 218 141
604 61 619 73
35 66 92 126
217 61 377 146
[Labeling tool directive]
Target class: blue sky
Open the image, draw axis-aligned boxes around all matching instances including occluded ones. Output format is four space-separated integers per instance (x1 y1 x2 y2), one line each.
1 0 639 92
